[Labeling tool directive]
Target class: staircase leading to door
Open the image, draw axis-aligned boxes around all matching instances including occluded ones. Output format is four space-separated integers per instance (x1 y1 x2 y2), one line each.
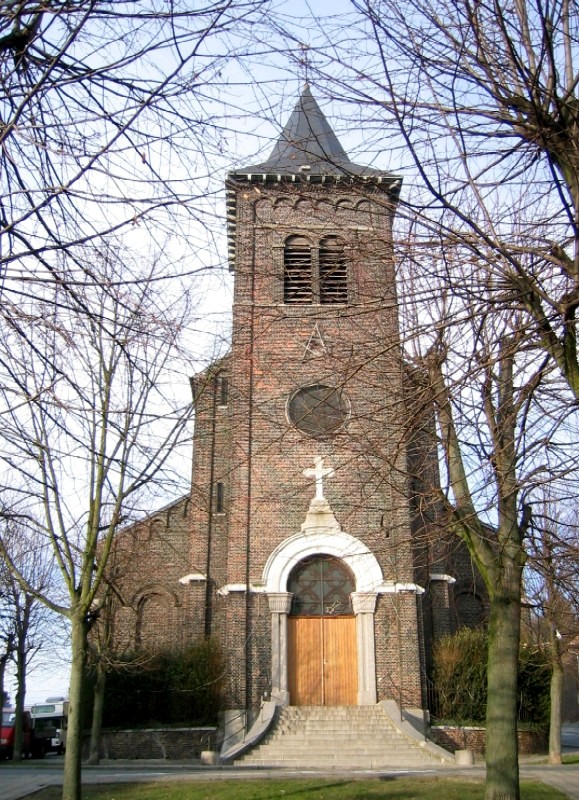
235 705 453 769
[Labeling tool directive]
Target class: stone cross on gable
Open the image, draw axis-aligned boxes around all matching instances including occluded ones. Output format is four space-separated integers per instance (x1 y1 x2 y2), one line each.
303 456 334 503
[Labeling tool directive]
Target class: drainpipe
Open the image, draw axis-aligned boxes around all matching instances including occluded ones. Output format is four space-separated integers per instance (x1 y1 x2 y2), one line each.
244 226 257 717
204 374 219 637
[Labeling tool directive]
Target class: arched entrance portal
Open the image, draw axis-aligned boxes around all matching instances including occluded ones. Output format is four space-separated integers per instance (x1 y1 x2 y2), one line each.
264 520 382 707
287 555 357 705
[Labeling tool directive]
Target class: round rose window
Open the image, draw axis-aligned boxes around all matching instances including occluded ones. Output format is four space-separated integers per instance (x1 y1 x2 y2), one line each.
287 383 349 436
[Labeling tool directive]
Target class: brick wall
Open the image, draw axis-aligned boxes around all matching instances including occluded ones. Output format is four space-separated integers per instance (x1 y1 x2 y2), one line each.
375 592 423 707
108 496 194 654
83 727 218 760
430 726 548 755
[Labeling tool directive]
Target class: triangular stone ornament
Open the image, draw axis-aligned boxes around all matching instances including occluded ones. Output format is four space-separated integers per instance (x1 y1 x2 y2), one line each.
304 323 327 360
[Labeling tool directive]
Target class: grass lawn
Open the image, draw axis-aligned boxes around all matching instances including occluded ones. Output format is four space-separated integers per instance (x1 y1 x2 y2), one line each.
26 778 566 800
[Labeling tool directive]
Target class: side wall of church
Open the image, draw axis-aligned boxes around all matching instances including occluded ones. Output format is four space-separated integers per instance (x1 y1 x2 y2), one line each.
374 593 424 707
110 496 197 654
219 592 271 709
188 359 234 644
404 363 490 678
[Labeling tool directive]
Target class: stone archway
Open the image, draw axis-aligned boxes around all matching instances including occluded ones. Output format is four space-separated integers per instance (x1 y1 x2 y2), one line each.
263 506 382 706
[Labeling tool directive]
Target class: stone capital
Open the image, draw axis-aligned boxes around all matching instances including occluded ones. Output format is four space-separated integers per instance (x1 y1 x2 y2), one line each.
268 592 293 614
351 592 378 615
430 573 457 584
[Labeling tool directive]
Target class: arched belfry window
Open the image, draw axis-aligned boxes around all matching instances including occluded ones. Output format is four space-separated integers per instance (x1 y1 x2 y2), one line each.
288 555 355 616
319 236 347 304
283 236 348 305
284 235 312 303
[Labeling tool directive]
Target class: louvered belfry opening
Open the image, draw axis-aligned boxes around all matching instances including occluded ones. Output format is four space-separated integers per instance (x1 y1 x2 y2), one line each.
284 235 312 303
319 236 347 304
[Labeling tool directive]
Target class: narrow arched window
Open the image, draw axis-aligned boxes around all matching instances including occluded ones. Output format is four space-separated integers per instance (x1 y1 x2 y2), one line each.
319 236 347 304
284 235 312 304
217 375 228 406
215 481 225 513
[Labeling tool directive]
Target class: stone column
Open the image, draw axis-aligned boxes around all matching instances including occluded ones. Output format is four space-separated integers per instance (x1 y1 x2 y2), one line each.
352 592 378 705
268 592 293 705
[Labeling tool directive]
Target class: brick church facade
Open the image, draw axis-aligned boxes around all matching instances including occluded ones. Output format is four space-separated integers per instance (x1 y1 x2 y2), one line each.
110 88 487 742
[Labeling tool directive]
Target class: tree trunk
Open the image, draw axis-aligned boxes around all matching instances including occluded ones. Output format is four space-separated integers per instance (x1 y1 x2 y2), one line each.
0 651 10 708
549 634 564 765
12 642 27 761
88 663 106 765
62 615 88 800
485 592 521 800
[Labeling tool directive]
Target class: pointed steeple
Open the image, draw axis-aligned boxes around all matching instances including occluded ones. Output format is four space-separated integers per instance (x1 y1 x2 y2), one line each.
257 86 350 174
226 87 402 270
235 86 393 179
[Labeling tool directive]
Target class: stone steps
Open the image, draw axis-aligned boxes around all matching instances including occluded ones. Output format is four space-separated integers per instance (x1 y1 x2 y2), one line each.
236 705 450 769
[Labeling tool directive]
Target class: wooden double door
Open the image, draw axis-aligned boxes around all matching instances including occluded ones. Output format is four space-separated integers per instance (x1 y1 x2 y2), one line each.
288 615 357 705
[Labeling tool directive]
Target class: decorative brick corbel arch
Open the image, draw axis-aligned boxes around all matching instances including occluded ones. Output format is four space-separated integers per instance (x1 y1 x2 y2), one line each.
133 585 181 650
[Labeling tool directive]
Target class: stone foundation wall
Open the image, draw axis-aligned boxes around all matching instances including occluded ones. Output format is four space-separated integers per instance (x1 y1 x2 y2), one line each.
430 726 547 755
83 727 218 760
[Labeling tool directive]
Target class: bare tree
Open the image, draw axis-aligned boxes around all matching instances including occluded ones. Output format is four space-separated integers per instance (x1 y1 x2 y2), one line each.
0 520 53 761
0 3 269 794
427 338 528 799
0 560 16 714
0 245 195 800
401 290 574 798
525 501 579 764
258 3 579 797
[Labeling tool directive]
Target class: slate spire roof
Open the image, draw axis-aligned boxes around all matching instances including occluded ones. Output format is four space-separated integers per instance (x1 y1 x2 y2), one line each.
234 86 395 179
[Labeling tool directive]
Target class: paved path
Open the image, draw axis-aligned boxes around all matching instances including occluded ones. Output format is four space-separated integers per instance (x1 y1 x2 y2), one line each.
1 759 579 800
521 762 579 798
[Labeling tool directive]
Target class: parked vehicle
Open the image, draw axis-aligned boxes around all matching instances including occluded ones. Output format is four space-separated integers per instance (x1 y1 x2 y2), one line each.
29 698 68 756
1 708 32 759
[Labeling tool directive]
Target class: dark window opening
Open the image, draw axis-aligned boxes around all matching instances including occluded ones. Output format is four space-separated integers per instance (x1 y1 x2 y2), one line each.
216 482 225 513
218 376 228 406
284 235 312 303
283 235 347 305
319 237 347 304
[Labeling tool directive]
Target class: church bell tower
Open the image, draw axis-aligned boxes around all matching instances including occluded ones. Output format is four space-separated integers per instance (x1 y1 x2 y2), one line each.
188 88 430 737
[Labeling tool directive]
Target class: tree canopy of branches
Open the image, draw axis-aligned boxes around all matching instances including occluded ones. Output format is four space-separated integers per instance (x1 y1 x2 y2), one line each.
0 245 195 798
262 2 579 799
0 2 268 797
0 0 266 279
313 0 579 396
